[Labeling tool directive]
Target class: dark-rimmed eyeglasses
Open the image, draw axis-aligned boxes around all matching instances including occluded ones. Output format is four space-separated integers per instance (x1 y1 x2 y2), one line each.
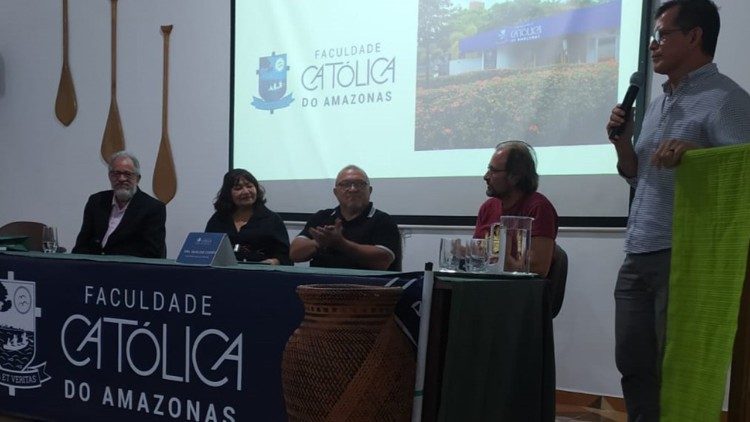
651 27 684 45
336 180 368 190
109 170 137 179
487 165 507 174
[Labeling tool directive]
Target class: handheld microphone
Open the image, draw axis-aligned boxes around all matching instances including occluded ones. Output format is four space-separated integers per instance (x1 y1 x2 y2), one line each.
608 72 642 139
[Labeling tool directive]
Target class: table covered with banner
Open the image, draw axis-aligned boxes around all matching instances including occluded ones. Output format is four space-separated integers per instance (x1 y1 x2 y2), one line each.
0 252 421 421
0 252 554 421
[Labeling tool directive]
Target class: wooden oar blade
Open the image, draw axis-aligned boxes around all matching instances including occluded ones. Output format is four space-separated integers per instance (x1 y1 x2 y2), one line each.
101 100 125 161
153 134 177 203
55 63 77 126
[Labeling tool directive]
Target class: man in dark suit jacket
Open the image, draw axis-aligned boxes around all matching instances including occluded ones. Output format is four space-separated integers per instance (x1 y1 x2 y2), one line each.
72 151 166 258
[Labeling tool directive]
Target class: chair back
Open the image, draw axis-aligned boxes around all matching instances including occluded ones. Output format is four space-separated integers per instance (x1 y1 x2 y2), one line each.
547 244 568 318
0 221 46 252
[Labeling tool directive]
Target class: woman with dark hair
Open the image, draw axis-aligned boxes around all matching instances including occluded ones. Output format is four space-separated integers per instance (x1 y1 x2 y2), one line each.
205 169 290 264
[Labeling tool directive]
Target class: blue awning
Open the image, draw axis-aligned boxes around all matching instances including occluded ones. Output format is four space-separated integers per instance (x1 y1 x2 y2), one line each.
459 0 621 54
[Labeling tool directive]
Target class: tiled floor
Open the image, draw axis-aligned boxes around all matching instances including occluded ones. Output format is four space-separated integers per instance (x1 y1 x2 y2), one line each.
554 390 628 422
555 405 627 421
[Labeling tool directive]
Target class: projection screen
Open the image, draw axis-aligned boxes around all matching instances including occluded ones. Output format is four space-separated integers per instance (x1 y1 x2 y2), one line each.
231 0 650 222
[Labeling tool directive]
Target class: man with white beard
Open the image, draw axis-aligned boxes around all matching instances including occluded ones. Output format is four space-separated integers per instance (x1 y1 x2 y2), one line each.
72 151 166 258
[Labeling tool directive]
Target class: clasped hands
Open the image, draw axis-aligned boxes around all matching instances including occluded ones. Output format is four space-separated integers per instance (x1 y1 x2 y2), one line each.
309 218 345 251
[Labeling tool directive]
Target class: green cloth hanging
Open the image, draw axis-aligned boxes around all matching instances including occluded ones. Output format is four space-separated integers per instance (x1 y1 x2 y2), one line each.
661 144 750 421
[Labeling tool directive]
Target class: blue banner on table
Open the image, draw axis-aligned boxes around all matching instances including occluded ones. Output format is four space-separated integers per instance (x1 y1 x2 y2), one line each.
0 253 422 421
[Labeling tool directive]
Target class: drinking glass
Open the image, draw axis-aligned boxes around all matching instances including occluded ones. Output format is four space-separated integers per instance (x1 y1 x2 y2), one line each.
42 226 58 253
438 238 465 272
466 238 489 273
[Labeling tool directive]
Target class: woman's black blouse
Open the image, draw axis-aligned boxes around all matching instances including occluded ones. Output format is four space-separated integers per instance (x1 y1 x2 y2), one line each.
204 205 290 264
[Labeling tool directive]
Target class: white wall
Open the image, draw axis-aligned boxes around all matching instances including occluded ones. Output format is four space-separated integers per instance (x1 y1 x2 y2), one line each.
648 1 750 100
0 0 747 400
0 0 230 255
448 57 483 75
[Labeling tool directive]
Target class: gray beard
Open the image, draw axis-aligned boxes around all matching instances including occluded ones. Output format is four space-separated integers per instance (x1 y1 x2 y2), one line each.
114 186 136 203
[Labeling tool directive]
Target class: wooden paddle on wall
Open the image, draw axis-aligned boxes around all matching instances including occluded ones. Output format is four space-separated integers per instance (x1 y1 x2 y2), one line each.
153 25 177 204
55 0 77 126
100 0 125 161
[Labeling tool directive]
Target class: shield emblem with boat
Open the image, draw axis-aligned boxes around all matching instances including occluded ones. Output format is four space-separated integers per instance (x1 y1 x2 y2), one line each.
0 274 50 395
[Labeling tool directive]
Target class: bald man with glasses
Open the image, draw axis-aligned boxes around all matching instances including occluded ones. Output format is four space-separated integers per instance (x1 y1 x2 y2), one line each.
72 151 166 258
290 165 401 271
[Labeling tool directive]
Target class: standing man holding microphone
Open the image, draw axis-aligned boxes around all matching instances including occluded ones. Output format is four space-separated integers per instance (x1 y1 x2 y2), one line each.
606 1 750 420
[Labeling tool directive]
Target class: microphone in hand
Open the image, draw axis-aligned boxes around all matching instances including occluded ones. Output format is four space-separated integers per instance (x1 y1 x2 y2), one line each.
608 72 642 139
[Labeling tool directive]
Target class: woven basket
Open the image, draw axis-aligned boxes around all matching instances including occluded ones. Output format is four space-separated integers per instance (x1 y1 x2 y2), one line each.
281 284 415 421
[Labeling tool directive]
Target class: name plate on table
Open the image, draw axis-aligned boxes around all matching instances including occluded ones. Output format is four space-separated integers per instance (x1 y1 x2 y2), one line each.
176 232 237 266
0 236 29 252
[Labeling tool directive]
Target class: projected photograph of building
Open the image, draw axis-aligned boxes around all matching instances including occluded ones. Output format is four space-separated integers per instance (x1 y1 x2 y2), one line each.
415 0 622 151
450 1 620 74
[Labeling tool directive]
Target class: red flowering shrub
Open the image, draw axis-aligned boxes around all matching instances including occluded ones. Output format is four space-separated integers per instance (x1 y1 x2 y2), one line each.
415 61 618 150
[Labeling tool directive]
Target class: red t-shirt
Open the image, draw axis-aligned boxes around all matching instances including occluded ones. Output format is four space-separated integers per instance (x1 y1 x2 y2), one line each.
473 193 558 240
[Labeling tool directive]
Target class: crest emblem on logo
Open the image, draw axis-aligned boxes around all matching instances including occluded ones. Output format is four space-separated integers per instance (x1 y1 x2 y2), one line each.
497 29 507 43
0 272 50 395
251 52 294 113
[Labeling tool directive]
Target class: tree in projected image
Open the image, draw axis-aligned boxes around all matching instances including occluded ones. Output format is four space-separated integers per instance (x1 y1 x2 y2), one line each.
418 0 453 86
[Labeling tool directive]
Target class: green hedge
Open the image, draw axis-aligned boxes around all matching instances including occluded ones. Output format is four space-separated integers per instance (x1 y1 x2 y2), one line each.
415 61 619 150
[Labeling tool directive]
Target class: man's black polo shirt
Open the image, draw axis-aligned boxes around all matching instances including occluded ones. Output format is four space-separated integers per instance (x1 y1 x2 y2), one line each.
297 202 401 271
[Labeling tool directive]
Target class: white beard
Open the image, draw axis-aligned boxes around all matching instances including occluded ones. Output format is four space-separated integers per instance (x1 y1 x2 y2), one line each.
114 186 136 203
